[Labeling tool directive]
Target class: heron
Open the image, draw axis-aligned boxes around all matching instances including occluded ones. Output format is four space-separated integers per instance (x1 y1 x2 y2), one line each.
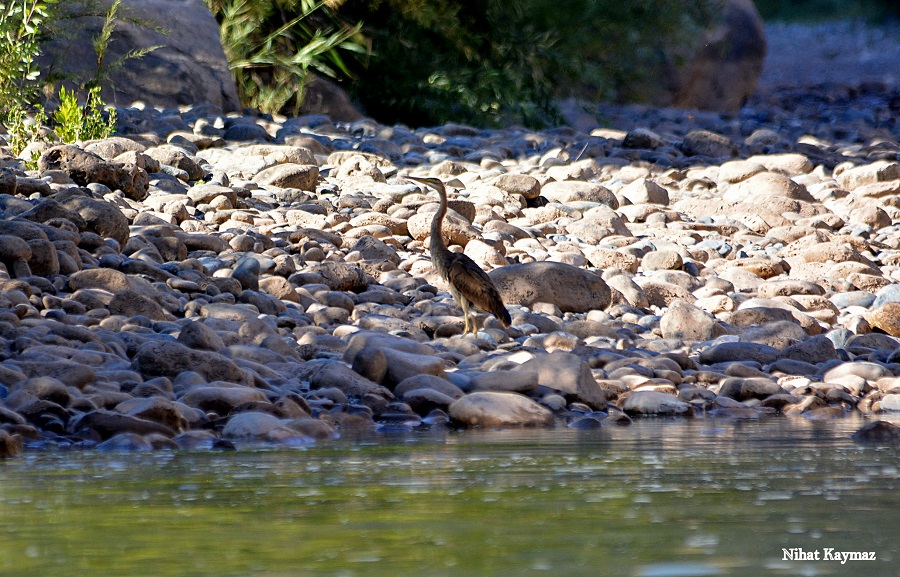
405 175 511 336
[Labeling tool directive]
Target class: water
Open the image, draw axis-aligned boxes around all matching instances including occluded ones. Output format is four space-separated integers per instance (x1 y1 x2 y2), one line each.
1 416 898 577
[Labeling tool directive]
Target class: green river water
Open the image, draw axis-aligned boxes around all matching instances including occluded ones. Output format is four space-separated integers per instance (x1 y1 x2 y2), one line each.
1 416 897 577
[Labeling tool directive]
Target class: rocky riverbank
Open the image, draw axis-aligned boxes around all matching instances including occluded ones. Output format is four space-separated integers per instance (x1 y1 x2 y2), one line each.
2 48 900 456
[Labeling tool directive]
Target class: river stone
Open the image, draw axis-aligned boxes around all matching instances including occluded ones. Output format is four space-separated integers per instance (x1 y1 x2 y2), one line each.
824 362 892 383
96 433 156 452
222 411 308 443
381 348 446 388
177 320 227 351
619 178 669 205
622 391 692 416
303 360 393 400
660 300 723 342
680 130 737 158
879 395 900 412
517 351 606 409
394 375 465 400
403 388 458 415
718 377 783 401
119 397 188 433
698 342 779 365
12 377 70 407
490 262 611 313
131 341 252 385
540 181 618 208
55 190 130 246
0 430 24 458
70 410 175 440
852 420 900 444
778 335 839 364
180 386 268 415
448 392 554 428
252 163 319 191
12 359 96 390
39 145 149 201
865 303 900 337
108 288 171 321
491 173 541 199
724 172 814 203
470 370 539 394
738 320 808 348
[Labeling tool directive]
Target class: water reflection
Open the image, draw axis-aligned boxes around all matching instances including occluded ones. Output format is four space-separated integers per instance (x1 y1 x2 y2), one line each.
0 417 898 577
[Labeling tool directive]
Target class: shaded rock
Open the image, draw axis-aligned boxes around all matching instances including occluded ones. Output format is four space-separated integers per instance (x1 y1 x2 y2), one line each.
96 433 154 452
778 335 838 365
39 145 149 201
304 360 393 400
680 130 737 158
180 386 268 415
699 341 779 365
70 409 175 440
109 288 170 321
56 190 130 246
718 377 783 401
177 320 226 351
852 420 900 444
131 341 252 385
0 430 24 458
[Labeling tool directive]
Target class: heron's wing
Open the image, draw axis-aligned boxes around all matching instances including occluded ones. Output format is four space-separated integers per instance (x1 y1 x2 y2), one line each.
446 253 511 326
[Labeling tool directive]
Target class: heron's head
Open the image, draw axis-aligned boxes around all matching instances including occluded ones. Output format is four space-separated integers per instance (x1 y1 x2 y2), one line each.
405 175 447 194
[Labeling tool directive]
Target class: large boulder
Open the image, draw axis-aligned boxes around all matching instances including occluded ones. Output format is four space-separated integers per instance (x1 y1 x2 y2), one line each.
38 0 240 112
489 262 611 313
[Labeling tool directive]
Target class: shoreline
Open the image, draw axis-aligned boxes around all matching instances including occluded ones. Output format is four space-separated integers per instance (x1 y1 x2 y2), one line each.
2 33 900 455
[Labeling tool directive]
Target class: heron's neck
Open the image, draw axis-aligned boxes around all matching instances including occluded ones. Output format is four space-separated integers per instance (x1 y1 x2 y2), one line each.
429 189 451 257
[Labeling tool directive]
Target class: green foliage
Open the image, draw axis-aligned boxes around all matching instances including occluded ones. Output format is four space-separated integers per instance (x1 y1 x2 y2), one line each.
333 0 720 128
4 105 49 160
0 0 57 116
206 0 368 116
52 85 116 144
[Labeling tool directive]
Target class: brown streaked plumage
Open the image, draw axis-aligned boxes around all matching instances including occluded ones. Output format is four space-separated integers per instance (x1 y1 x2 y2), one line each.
406 175 511 336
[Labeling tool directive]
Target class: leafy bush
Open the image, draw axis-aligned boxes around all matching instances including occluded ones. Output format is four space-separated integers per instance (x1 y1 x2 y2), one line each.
333 0 720 127
205 0 367 116
53 85 116 143
0 0 57 116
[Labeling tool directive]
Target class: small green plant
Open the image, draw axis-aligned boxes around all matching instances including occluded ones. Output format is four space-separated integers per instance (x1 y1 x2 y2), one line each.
53 85 116 143
4 104 50 161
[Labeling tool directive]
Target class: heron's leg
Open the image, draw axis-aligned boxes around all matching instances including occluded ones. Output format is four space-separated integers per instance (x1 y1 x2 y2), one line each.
459 298 471 335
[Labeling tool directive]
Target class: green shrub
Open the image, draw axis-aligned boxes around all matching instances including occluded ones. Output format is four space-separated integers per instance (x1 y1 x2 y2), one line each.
333 0 720 127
